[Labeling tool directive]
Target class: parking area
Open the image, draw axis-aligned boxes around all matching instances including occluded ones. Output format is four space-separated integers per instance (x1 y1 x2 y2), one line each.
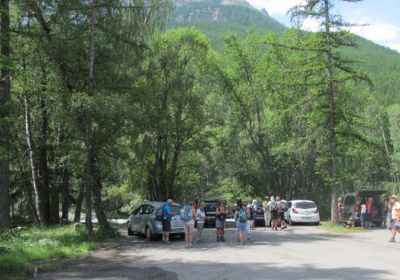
37 225 400 280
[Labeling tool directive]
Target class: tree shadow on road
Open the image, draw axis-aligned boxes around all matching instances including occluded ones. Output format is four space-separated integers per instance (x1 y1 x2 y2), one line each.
36 254 390 280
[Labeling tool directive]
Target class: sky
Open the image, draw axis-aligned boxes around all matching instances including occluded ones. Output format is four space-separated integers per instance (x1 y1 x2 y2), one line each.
246 0 400 52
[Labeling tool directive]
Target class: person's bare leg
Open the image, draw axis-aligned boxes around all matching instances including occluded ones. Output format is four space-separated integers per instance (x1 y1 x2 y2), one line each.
166 232 170 241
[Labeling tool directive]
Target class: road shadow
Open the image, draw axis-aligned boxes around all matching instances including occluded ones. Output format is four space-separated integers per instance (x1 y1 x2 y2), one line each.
36 254 390 280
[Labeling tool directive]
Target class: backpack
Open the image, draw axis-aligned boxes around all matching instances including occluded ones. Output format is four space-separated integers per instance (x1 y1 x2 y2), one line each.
270 201 278 211
239 208 247 223
180 205 193 222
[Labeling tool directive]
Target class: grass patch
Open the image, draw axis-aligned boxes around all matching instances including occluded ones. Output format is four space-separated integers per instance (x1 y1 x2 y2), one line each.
320 222 366 234
0 225 119 278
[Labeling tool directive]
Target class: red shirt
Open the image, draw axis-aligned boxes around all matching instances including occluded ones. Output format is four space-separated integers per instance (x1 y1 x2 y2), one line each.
366 201 373 213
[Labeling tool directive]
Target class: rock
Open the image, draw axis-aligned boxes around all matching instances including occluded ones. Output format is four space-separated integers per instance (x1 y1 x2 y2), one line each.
38 238 59 246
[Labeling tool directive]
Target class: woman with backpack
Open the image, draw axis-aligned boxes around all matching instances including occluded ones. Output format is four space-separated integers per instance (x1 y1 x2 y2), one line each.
181 201 196 248
195 201 206 243
234 199 248 245
269 196 278 231
215 200 227 242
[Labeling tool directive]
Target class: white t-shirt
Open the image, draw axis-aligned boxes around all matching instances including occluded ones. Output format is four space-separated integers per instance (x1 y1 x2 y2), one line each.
392 202 400 220
196 208 206 224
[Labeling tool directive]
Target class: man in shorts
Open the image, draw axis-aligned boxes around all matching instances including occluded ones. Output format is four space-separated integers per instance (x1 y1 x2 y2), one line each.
389 195 400 242
263 196 271 229
162 199 176 243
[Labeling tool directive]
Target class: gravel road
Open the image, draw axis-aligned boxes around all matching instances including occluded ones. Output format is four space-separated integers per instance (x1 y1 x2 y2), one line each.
36 225 400 280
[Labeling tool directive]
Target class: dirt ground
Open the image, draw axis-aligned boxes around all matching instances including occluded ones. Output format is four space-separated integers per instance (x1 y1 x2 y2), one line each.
35 225 400 280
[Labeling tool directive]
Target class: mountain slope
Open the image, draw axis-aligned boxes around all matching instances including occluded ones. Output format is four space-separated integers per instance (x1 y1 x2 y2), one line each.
168 0 400 105
168 0 286 48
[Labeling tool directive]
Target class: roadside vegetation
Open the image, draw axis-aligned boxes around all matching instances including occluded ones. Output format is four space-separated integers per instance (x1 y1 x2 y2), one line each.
320 222 367 234
0 225 118 279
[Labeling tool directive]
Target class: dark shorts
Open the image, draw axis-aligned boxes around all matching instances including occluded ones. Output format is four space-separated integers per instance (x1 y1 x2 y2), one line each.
271 210 278 220
392 221 400 230
162 220 171 232
216 218 225 229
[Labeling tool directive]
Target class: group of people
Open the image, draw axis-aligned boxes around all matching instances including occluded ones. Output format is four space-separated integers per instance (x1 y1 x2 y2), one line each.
262 195 288 231
161 199 228 247
161 195 288 247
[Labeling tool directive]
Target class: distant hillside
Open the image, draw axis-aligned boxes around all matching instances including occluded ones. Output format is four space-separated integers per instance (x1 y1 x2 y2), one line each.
168 0 400 104
168 0 286 48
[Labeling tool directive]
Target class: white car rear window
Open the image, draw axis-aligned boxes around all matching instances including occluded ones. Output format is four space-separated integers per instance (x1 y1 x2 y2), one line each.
295 202 316 209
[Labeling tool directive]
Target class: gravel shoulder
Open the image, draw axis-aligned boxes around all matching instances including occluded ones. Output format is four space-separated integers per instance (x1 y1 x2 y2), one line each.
36 225 400 280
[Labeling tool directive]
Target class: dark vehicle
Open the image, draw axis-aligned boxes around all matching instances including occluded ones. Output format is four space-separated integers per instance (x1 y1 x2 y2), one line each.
340 190 387 227
203 199 219 228
202 199 220 228
254 203 265 226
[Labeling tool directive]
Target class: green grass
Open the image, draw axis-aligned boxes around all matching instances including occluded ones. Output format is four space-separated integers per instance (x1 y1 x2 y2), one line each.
0 225 119 278
319 222 367 234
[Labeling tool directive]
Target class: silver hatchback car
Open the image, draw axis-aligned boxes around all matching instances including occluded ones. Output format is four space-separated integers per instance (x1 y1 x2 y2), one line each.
127 202 185 240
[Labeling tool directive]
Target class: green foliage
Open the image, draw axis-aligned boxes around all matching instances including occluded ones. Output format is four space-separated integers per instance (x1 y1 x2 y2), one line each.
0 225 117 275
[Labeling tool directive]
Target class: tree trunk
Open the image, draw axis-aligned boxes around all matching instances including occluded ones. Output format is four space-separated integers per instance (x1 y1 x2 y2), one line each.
38 72 52 224
324 0 339 223
0 0 11 230
61 167 70 221
92 162 112 232
84 0 98 237
23 96 47 226
74 187 84 223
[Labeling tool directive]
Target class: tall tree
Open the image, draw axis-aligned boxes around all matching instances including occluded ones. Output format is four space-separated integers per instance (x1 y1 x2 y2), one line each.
290 0 367 222
0 0 11 229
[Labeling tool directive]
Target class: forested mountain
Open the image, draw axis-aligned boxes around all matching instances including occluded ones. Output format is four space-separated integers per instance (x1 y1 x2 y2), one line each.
169 0 400 105
169 0 286 47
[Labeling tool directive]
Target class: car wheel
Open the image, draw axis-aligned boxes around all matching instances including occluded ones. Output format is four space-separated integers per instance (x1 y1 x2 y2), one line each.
127 223 134 236
145 226 154 241
314 222 320 226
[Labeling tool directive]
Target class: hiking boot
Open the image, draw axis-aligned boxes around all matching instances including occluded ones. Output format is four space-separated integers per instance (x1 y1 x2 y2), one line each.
217 236 220 242
220 237 225 242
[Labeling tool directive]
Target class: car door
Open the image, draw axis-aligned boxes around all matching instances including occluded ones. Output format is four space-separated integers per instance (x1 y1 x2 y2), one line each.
285 201 292 221
343 196 356 220
140 205 154 233
130 205 144 233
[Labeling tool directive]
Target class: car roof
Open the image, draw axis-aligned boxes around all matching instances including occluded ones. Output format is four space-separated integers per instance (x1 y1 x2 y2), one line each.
143 201 182 207
289 200 316 203
357 190 387 196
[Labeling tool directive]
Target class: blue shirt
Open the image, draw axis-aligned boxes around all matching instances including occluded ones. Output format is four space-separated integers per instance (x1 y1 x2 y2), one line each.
162 203 172 221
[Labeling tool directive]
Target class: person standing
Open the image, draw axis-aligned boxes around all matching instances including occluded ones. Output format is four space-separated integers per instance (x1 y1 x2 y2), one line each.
269 196 278 231
360 203 367 229
234 199 248 245
365 197 373 228
162 199 176 243
251 199 258 230
181 201 196 248
263 196 271 229
196 201 206 243
246 203 253 240
279 198 287 230
215 200 227 242
389 195 400 243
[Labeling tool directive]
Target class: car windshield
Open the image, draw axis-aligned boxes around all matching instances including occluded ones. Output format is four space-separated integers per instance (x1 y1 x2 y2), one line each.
204 202 218 211
295 202 316 209
170 205 182 213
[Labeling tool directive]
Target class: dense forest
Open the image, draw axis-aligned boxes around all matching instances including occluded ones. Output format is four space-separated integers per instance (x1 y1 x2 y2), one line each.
0 0 400 234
